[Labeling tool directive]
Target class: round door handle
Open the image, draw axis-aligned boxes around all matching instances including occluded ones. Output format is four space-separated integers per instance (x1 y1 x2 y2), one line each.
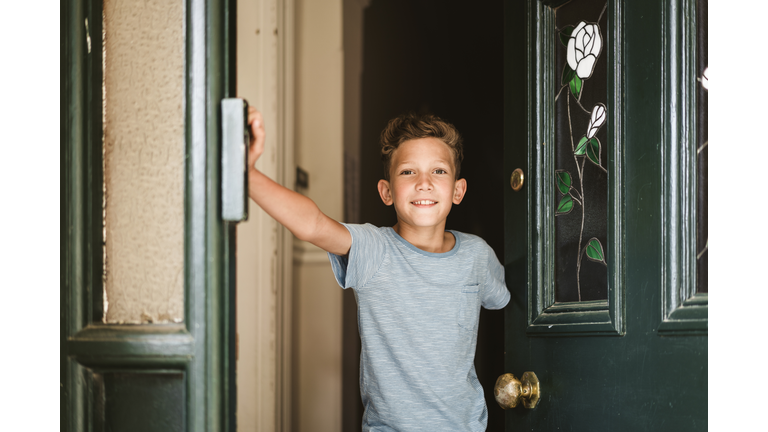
510 168 525 191
494 371 540 409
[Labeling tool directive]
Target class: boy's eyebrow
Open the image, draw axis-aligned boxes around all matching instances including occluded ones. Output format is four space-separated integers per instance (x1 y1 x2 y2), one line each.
395 158 453 167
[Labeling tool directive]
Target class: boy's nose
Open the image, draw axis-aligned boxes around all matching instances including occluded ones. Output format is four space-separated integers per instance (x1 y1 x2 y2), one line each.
416 174 433 190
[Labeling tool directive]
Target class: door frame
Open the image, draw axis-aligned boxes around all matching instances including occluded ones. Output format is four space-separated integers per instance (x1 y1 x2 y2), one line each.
61 0 237 430
659 0 708 334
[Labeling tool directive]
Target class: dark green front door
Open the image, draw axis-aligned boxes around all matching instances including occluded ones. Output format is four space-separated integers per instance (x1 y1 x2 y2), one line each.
61 1 238 431
502 1 707 430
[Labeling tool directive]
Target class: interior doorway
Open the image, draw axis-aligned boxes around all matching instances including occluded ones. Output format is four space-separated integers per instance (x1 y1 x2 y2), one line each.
343 0 506 429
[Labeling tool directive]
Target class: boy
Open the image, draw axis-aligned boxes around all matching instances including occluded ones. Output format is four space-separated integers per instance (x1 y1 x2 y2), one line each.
247 108 510 431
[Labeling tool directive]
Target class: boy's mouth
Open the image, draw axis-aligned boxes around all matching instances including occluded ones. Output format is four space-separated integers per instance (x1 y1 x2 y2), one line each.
411 200 437 205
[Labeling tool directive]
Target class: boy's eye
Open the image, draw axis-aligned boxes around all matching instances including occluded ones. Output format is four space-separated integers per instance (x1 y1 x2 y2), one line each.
434 169 447 174
400 169 414 175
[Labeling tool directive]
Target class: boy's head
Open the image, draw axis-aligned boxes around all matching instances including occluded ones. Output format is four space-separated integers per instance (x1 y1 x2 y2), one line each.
376 113 468 235
380 113 464 181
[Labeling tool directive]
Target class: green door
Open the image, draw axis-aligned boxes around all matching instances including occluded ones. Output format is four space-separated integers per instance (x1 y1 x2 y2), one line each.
61 1 238 430
502 0 707 430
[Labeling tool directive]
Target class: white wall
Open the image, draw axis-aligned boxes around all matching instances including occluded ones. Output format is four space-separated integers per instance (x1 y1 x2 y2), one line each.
236 0 293 430
292 0 344 429
236 0 344 431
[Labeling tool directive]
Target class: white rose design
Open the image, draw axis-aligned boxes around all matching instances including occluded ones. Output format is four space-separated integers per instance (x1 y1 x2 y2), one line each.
567 21 602 79
586 104 607 139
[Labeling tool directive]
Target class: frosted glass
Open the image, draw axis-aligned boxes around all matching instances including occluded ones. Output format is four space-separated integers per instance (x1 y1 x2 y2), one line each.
103 0 185 323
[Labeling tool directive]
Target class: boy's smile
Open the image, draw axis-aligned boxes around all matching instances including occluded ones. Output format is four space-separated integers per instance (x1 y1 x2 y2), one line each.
377 137 467 247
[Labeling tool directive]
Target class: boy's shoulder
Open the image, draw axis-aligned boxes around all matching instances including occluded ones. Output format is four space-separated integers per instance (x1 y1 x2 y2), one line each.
343 222 388 237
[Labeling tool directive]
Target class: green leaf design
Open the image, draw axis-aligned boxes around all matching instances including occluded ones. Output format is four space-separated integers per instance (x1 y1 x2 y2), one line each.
585 238 607 264
555 170 572 194
569 76 583 99
562 64 576 86
559 25 575 47
575 136 588 155
586 137 601 166
556 195 574 215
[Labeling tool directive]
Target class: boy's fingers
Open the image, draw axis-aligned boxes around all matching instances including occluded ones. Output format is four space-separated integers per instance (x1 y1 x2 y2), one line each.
248 107 263 130
247 108 265 147
247 107 266 169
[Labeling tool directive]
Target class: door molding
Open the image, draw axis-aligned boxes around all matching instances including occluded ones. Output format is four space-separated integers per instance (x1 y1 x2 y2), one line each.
658 0 708 335
524 0 625 337
62 3 104 429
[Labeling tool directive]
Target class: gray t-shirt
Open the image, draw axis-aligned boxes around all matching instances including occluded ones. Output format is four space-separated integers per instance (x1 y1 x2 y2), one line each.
328 223 510 431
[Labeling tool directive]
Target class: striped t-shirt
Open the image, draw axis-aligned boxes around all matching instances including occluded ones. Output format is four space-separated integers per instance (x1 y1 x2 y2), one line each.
328 223 510 431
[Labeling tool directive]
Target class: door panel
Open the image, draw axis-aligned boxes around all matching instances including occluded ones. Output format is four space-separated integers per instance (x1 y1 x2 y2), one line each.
61 1 238 430
503 1 707 430
509 0 624 339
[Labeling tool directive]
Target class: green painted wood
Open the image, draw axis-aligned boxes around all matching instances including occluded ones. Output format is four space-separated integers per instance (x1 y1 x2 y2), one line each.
503 1 707 430
185 0 237 430
520 0 624 337
68 325 194 368
62 0 237 430
99 372 186 432
62 1 105 430
658 0 708 336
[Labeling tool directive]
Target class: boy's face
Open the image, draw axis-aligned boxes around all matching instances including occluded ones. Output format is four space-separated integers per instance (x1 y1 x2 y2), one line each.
377 137 467 232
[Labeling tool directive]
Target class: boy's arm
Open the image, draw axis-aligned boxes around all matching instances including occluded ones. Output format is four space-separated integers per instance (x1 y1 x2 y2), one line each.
247 107 352 256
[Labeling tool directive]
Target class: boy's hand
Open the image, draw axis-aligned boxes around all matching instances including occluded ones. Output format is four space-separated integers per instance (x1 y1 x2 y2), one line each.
247 106 265 171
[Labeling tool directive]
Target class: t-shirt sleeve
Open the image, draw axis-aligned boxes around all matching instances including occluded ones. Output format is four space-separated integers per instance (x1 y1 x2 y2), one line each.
481 247 510 310
327 223 386 290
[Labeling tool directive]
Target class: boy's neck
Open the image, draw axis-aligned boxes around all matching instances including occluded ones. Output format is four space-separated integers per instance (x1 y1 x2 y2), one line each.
393 222 455 253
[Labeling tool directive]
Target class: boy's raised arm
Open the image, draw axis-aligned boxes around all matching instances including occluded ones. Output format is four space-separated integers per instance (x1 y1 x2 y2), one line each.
247 107 352 256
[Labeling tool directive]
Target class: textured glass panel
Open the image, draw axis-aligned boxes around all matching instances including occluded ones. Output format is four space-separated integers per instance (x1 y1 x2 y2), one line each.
696 0 708 293
554 0 609 302
103 0 185 323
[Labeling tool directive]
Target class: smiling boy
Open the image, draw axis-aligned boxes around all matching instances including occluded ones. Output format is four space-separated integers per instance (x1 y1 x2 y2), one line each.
247 109 510 431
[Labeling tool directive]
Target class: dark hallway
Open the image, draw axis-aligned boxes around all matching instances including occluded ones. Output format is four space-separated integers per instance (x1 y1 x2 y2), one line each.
343 0 506 429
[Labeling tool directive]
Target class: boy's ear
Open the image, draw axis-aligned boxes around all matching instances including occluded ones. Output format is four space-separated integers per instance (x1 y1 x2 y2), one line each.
378 179 394 206
452 178 467 205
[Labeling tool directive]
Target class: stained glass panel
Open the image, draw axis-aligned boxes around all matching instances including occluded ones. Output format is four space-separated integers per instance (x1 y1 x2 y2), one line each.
554 0 609 302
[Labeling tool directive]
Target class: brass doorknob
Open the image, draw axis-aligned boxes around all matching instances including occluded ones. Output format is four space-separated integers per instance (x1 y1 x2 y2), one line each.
510 168 524 191
494 371 540 409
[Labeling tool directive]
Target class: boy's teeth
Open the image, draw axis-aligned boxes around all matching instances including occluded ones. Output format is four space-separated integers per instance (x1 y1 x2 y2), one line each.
413 200 436 205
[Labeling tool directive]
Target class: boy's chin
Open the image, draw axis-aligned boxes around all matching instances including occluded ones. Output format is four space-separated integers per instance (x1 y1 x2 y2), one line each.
395 217 448 230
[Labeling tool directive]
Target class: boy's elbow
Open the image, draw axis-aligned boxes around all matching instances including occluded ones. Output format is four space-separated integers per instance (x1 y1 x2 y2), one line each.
293 210 326 244
293 228 314 244
295 212 342 254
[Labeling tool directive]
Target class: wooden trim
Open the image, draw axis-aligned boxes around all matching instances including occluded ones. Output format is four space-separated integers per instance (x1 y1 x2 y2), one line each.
68 325 195 369
62 1 105 430
293 240 331 265
185 0 237 429
526 0 625 337
184 0 209 429
278 2 296 429
658 0 708 336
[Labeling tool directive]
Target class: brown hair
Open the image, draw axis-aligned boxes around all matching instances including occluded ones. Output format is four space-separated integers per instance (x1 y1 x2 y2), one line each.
379 113 464 180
